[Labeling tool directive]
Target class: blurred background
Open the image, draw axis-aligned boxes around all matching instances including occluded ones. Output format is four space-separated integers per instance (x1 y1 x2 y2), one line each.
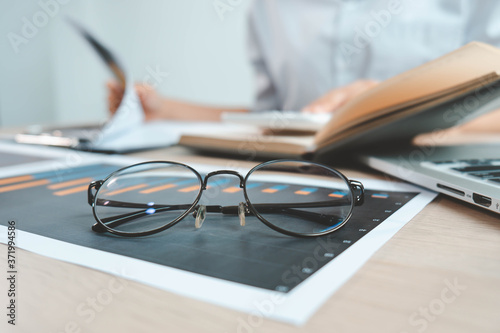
0 0 253 127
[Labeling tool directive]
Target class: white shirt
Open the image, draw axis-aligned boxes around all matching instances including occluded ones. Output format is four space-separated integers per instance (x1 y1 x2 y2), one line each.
247 0 500 111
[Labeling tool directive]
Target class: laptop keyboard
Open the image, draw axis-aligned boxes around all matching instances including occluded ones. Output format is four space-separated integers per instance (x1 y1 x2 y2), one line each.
423 159 500 186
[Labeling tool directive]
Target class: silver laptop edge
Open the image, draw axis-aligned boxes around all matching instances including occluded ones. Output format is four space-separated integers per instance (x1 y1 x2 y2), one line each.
361 145 500 215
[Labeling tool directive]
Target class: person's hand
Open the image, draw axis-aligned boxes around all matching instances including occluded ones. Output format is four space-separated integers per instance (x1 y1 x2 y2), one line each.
302 79 379 114
107 81 166 120
107 80 124 114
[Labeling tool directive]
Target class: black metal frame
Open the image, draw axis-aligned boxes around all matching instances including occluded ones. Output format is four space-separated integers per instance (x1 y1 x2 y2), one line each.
88 159 364 238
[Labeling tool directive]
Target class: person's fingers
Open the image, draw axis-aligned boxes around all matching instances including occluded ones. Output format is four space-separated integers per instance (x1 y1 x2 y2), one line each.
106 80 124 96
135 83 154 99
108 81 164 120
106 80 124 113
346 79 379 97
302 79 379 114
135 84 154 110
107 94 122 113
303 90 348 113
107 90 118 114
134 83 162 120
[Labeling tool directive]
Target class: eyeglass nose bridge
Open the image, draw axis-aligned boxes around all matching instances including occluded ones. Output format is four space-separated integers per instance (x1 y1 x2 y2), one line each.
202 170 245 190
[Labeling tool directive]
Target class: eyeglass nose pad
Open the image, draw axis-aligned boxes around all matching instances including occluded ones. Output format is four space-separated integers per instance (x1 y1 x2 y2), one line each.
238 202 246 227
195 205 207 229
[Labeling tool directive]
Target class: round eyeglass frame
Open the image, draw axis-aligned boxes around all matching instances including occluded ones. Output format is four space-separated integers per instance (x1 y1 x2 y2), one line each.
88 159 361 238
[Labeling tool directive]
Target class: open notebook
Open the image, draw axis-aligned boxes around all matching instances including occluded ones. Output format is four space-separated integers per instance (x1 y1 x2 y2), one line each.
180 42 500 159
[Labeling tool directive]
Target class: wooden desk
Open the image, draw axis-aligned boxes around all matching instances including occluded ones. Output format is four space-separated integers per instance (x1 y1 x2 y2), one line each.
1 141 500 333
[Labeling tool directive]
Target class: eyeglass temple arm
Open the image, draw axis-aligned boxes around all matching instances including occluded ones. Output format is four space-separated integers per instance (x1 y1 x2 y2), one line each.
92 195 353 212
91 198 352 232
91 201 193 232
88 182 195 232
215 201 352 226
221 199 351 212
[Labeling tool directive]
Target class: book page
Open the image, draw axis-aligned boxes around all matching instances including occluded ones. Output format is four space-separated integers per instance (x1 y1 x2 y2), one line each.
180 130 315 157
316 73 500 151
315 42 500 145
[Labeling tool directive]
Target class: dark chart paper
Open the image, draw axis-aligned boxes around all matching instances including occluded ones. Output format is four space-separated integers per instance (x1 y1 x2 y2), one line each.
0 164 417 292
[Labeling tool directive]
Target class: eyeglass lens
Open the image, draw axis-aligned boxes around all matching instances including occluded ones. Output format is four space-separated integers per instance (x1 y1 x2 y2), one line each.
245 161 353 235
94 162 201 234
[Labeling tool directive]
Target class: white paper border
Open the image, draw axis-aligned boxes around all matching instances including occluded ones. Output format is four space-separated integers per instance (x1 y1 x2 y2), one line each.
0 144 437 325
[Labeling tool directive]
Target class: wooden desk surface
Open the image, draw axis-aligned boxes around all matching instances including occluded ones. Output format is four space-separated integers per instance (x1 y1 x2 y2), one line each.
1 134 500 333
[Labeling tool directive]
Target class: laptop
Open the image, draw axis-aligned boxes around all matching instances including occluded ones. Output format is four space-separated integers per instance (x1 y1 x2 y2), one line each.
360 144 500 214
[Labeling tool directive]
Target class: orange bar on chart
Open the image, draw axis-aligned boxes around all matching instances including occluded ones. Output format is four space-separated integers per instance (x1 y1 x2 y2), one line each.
140 184 177 194
262 185 288 194
0 179 50 193
0 175 34 186
179 185 202 193
54 185 89 196
295 190 310 195
106 184 148 196
223 186 241 193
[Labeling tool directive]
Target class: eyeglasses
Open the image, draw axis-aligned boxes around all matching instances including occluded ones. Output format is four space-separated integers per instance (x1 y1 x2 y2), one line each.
87 160 364 237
